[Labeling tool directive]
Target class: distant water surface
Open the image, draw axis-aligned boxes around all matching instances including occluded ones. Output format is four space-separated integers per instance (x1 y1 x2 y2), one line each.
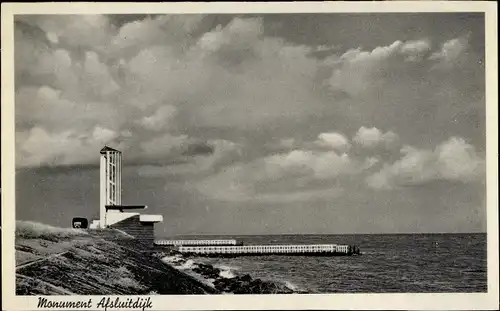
160 233 487 293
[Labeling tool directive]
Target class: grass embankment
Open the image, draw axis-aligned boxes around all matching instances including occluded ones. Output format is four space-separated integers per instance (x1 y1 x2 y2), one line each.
15 221 217 295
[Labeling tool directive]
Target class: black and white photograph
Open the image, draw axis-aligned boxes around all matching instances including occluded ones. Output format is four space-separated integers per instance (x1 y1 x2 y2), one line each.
2 2 498 310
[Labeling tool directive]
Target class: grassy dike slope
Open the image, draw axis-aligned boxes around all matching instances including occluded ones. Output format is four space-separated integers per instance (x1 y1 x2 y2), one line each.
15 221 218 295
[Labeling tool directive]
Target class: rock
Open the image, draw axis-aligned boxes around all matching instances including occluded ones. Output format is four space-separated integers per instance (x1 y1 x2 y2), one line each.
211 272 298 294
240 274 252 282
229 280 244 292
192 263 222 280
213 279 229 291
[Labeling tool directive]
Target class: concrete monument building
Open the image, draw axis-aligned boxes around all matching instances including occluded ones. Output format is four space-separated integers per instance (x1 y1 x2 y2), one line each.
89 146 163 243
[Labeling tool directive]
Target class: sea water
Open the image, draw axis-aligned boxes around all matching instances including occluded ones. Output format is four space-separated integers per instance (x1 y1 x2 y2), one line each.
161 233 487 293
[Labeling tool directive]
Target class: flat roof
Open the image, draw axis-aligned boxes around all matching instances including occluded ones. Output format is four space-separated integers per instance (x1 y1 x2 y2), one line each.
105 205 147 211
100 145 121 154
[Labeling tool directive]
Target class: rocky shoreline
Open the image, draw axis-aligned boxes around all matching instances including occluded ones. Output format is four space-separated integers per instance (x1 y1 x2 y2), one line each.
15 221 307 295
157 252 307 294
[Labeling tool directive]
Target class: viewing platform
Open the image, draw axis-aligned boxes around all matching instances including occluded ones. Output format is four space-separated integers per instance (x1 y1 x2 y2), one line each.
177 244 361 257
154 239 241 246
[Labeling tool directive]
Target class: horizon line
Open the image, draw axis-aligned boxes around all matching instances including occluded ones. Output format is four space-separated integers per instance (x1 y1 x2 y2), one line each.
160 231 487 237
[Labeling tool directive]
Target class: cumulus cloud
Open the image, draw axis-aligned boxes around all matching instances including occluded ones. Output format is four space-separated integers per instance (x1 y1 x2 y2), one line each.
14 13 483 195
278 138 297 149
136 105 178 131
437 137 484 181
180 18 323 129
325 37 462 96
314 132 351 152
265 149 356 180
195 151 349 204
193 139 243 172
45 31 59 44
82 51 121 97
362 157 380 170
17 15 114 51
429 36 469 68
353 126 398 149
366 137 484 190
327 40 404 95
110 15 204 57
337 40 403 65
14 15 212 167
197 17 263 56
17 126 124 167
195 142 380 203
139 133 191 161
400 39 431 62
136 138 241 178
15 85 121 133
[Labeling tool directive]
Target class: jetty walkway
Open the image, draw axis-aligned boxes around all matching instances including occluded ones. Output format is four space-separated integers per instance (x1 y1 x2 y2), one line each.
155 239 360 257
155 239 240 246
178 244 360 257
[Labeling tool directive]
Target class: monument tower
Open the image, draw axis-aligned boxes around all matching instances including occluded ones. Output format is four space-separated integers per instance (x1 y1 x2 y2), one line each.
99 145 122 228
90 146 163 244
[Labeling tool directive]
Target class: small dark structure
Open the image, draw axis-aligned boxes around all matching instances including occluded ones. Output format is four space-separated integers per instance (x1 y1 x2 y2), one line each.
72 217 88 229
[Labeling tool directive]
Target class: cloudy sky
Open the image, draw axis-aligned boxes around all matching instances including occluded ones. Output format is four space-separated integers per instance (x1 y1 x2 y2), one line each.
15 13 486 236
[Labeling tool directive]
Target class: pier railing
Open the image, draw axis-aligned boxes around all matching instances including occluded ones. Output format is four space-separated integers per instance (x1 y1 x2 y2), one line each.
178 244 357 256
154 239 239 246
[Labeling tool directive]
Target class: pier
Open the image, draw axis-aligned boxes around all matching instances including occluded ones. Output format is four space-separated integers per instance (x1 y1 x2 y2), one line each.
177 244 360 257
154 239 241 246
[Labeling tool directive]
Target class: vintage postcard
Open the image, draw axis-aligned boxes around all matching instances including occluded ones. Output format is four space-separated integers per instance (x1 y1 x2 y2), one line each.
1 2 498 310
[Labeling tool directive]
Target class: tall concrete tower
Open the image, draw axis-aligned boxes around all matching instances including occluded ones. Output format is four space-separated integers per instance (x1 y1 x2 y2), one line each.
90 145 163 239
99 146 122 228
